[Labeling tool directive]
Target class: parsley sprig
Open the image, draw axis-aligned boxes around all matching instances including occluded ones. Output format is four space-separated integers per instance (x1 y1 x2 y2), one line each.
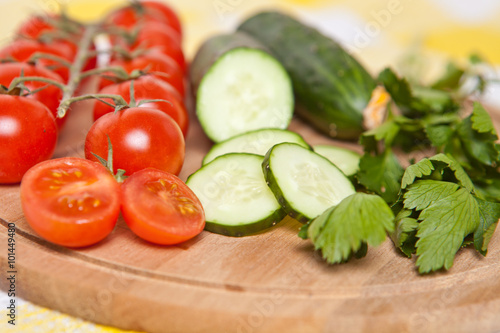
300 55 500 274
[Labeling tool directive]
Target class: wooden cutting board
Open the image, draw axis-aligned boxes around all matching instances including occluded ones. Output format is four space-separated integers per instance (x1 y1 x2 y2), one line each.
1 89 500 333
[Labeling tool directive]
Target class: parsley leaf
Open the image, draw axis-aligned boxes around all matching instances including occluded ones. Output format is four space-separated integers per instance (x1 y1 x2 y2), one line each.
401 153 474 191
298 222 310 240
431 61 465 91
442 103 499 172
390 208 418 257
457 119 499 167
401 158 435 189
378 68 428 116
473 198 500 255
308 193 394 264
404 180 460 211
424 124 455 147
474 177 500 202
414 185 480 273
357 149 404 203
412 86 457 114
471 102 498 136
360 119 400 152
378 67 458 117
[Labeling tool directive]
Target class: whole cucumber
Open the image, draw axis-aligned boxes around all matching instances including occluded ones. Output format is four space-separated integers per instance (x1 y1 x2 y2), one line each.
238 11 376 140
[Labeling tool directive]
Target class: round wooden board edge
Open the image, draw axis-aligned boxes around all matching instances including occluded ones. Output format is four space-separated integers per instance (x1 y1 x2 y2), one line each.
2 217 500 333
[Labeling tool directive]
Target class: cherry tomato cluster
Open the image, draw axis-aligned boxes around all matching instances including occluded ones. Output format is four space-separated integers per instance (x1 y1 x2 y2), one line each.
1 1 205 248
86 0 188 177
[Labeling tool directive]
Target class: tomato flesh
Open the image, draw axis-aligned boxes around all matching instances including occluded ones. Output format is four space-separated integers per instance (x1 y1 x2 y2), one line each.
121 168 205 245
20 158 121 247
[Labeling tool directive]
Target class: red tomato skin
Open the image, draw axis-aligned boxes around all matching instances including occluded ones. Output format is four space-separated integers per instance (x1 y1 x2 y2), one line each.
85 107 185 176
99 50 185 98
113 21 185 72
20 158 121 247
0 63 65 129
93 76 188 136
140 0 182 36
16 15 96 72
121 168 205 245
0 39 74 82
0 95 58 183
16 15 57 39
106 0 182 37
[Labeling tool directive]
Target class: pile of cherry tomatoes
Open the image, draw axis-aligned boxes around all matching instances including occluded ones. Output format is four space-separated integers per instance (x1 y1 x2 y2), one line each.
0 1 205 248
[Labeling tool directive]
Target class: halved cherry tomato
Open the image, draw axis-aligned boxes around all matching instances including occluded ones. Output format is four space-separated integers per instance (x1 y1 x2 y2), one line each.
0 62 65 129
0 39 74 82
0 95 57 183
99 49 185 98
113 21 185 72
85 107 185 176
106 0 182 38
93 75 188 136
20 158 121 247
121 168 205 245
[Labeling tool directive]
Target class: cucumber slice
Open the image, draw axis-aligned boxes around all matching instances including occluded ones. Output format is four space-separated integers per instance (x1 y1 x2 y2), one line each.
203 128 310 165
195 40 294 142
313 145 361 176
263 143 356 222
186 153 285 236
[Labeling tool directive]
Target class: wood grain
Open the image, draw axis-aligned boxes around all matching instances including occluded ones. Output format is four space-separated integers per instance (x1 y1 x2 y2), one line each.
1 89 500 333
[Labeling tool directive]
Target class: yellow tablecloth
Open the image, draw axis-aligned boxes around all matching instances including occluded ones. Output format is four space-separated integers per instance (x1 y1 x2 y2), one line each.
1 0 499 332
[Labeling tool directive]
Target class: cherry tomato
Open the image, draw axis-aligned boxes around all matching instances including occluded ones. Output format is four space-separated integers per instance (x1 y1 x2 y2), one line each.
121 168 205 245
16 15 58 40
0 39 74 82
85 107 185 176
93 76 188 136
113 21 185 72
20 158 121 247
0 63 65 129
0 95 57 183
16 15 96 72
106 0 182 38
99 50 185 98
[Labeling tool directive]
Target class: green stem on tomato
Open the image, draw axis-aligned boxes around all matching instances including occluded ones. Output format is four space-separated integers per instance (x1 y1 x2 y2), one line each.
8 76 66 91
28 52 73 68
79 65 130 80
91 135 128 182
58 93 129 115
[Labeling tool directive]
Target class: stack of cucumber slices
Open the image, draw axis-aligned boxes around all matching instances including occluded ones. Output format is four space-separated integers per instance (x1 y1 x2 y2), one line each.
186 129 360 236
187 15 365 237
